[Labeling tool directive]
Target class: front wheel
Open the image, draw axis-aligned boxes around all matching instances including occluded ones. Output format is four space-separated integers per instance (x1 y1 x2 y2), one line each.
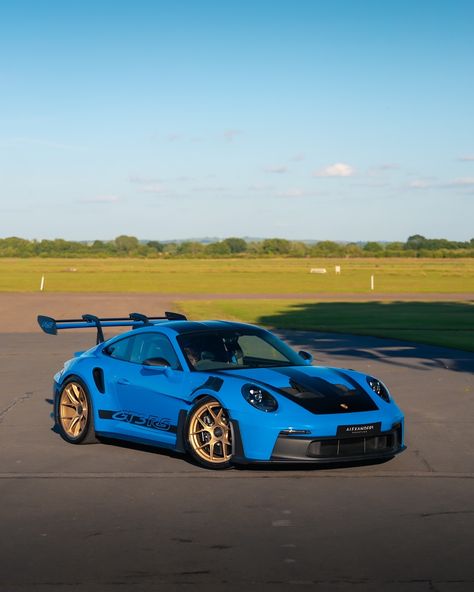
56 378 97 444
186 397 233 469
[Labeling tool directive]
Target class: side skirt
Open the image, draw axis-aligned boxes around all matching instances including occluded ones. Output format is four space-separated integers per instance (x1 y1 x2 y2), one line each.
95 430 182 453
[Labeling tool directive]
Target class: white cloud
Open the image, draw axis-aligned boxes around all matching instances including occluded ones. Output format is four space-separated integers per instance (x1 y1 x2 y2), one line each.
80 195 120 203
192 186 230 192
446 177 474 186
408 179 433 189
457 155 474 161
313 162 355 177
276 188 317 198
140 183 167 194
264 165 288 174
408 177 474 190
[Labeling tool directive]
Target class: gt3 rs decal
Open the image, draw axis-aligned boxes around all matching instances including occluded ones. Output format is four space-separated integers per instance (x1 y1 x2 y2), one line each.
98 409 177 433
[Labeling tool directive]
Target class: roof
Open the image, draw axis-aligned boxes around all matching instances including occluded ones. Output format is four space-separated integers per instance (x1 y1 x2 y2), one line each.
163 320 261 335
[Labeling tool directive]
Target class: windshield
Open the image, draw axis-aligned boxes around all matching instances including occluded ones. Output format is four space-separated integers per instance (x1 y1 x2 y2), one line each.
177 329 306 371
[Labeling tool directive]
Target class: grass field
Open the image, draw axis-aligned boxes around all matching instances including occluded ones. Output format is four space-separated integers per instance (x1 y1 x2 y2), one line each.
2 258 472 350
1 257 473 293
178 299 474 352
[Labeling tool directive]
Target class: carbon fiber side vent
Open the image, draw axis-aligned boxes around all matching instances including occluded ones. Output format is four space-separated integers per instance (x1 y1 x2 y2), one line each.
92 368 105 393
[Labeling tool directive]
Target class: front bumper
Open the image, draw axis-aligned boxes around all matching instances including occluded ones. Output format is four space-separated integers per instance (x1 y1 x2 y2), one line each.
269 422 405 463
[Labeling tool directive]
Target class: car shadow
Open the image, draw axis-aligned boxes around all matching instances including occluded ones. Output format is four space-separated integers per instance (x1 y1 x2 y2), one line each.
233 456 394 472
46 415 397 472
96 436 194 464
95 436 396 472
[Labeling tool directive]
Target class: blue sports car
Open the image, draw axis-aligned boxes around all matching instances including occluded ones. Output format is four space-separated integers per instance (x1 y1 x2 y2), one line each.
38 312 405 469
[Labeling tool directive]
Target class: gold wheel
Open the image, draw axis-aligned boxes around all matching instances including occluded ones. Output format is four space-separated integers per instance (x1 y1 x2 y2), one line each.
188 398 232 467
59 381 89 440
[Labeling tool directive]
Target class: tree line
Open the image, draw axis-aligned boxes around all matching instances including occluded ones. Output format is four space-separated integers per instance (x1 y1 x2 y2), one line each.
0 234 473 258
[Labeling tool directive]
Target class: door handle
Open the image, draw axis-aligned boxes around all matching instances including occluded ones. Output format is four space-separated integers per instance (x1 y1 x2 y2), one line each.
117 378 130 385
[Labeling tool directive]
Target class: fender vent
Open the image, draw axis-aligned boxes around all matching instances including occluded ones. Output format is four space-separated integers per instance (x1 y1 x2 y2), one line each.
92 368 105 393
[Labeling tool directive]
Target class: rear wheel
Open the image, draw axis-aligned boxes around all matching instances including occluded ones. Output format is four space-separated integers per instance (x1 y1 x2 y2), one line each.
186 397 232 469
57 378 97 444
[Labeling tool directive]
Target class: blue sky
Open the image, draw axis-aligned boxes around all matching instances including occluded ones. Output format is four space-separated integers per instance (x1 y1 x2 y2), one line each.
1 0 473 241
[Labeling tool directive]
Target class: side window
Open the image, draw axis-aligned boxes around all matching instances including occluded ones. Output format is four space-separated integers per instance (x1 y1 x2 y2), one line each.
129 333 182 370
106 336 136 361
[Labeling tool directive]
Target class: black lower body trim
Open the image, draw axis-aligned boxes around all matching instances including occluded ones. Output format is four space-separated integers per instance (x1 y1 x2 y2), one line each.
174 409 188 453
270 424 405 463
229 419 246 463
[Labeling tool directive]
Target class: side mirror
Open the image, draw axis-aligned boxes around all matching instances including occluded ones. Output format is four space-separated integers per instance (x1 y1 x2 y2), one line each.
141 358 173 377
143 357 170 367
298 350 313 364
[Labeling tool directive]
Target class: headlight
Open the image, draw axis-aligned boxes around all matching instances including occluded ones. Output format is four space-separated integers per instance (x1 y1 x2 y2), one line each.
241 384 278 412
366 376 390 403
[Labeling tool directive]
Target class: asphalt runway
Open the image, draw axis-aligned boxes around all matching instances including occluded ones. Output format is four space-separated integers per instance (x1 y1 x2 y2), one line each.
1 310 474 590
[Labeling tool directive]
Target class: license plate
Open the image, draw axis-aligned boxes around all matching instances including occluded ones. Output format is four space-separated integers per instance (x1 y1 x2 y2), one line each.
337 422 381 437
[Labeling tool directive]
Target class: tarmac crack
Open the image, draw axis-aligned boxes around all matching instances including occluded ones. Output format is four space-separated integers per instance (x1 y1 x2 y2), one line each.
420 509 474 518
0 392 33 424
412 448 435 472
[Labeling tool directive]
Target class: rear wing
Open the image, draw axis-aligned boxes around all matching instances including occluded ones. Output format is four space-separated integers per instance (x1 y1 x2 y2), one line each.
37 311 187 344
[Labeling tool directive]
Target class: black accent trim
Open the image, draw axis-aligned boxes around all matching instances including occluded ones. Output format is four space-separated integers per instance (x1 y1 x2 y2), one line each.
164 311 187 321
92 367 105 393
190 376 224 396
270 423 404 463
37 311 188 344
37 315 57 335
216 367 378 415
230 419 246 463
336 422 381 437
129 312 151 325
272 367 379 414
82 314 105 344
142 357 171 367
175 409 188 453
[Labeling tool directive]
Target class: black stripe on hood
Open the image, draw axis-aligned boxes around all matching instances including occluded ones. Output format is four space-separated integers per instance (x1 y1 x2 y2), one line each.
216 367 378 415
273 367 378 414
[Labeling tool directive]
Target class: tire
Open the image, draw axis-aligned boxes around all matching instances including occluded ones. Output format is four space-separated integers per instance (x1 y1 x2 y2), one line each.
186 396 233 469
56 377 98 444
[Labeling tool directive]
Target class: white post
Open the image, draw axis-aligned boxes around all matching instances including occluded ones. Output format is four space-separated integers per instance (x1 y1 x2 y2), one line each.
40 275 45 291
370 274 374 291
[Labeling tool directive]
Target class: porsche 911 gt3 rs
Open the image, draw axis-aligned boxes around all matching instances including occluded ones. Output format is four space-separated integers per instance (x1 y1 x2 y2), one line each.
38 311 406 469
